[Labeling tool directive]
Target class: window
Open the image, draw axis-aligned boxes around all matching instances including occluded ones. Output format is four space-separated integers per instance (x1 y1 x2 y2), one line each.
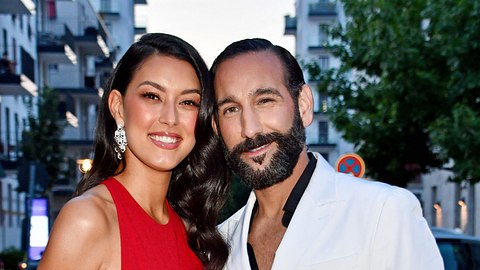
2 29 7 54
48 0 57 20
16 191 20 227
318 56 329 71
8 183 12 227
319 24 328 45
20 15 24 31
5 108 10 160
318 121 328 144
319 93 328 113
0 181 3 226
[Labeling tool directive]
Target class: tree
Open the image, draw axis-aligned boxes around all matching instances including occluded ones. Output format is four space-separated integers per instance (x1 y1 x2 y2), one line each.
310 0 480 186
21 87 65 192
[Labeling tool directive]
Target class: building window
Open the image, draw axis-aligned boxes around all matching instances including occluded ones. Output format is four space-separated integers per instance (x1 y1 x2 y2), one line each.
48 0 57 20
318 24 328 46
432 186 442 227
20 15 24 31
8 183 12 227
2 29 7 54
0 181 3 226
318 121 329 144
16 191 21 227
318 56 329 71
319 93 328 113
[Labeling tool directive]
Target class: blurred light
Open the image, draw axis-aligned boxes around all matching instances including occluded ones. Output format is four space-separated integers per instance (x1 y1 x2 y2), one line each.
19 262 28 269
77 158 93 173
458 200 467 207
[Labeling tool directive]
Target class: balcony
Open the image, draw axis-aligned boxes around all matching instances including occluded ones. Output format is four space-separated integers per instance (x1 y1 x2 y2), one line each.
75 26 110 58
308 44 329 54
284 15 297 35
0 0 35 15
98 0 120 18
309 1 337 18
0 48 37 96
38 25 77 65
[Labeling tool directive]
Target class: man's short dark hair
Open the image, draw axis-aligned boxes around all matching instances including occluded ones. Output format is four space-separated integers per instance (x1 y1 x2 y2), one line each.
210 38 305 101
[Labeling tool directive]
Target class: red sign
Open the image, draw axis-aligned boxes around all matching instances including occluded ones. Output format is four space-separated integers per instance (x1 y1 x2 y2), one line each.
335 153 366 178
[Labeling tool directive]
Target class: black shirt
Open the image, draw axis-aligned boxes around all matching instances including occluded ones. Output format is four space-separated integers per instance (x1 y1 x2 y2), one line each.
247 153 317 269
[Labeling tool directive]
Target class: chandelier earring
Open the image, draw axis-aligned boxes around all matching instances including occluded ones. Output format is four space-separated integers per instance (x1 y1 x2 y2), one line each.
114 123 127 160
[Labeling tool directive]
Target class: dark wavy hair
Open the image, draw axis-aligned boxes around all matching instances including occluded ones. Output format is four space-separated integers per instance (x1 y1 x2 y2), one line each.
209 38 305 124
74 33 231 270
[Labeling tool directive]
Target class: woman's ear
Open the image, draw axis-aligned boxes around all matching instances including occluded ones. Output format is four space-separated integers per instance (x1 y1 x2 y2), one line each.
108 90 124 124
211 118 219 135
298 84 314 128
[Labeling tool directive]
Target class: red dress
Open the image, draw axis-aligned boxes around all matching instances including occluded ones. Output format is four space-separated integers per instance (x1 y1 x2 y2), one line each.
103 178 204 270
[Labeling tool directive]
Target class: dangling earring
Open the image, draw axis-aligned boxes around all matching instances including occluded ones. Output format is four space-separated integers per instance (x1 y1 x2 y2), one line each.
114 123 127 160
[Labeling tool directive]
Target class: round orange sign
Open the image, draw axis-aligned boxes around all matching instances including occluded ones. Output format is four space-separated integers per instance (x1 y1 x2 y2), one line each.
335 153 366 178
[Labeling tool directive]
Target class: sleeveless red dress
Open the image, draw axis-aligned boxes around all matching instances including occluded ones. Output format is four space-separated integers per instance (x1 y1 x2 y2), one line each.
103 178 203 270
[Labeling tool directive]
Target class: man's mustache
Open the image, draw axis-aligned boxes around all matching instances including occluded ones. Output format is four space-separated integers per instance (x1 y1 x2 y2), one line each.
230 132 284 155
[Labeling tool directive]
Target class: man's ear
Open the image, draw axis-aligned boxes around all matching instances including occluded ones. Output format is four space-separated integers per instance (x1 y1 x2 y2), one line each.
108 90 124 124
298 84 314 128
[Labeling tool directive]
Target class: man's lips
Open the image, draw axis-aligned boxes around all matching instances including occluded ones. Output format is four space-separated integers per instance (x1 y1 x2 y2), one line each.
244 142 271 157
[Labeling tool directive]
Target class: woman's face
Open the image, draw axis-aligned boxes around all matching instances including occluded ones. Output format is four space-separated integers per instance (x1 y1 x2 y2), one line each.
112 54 201 172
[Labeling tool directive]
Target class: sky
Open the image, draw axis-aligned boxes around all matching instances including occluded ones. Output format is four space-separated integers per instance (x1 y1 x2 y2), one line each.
135 0 296 67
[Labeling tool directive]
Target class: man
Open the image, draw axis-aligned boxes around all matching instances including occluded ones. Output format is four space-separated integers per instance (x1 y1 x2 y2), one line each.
209 38 444 270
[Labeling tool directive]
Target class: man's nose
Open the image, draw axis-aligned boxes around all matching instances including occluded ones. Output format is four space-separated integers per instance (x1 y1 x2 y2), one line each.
240 108 262 139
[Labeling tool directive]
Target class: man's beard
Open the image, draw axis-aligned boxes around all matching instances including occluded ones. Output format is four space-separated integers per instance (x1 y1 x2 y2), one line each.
220 111 306 190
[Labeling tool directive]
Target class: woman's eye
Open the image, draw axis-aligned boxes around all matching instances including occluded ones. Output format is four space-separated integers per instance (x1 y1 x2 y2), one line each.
142 92 160 100
181 99 200 107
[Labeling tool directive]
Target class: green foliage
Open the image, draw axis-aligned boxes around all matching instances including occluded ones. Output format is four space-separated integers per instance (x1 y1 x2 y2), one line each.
21 87 65 190
219 174 251 223
0 247 26 270
310 0 480 186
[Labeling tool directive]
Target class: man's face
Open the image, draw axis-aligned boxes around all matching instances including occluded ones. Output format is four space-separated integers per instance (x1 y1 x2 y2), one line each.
213 51 306 190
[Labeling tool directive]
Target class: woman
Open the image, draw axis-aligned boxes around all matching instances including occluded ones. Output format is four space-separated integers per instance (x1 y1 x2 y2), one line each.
38 33 230 270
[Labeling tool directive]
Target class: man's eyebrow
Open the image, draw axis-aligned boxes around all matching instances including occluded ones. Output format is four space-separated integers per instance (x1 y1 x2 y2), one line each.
216 96 235 108
137 81 201 95
216 87 282 108
255 87 282 97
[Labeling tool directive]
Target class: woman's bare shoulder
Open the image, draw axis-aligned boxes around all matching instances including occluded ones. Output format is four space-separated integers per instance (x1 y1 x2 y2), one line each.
38 184 119 270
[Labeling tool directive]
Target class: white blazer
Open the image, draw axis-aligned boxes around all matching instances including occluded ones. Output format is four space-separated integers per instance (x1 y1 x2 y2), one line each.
218 152 444 270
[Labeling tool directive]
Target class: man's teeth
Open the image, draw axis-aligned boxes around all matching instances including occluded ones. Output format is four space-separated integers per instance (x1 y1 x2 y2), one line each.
249 144 267 152
150 135 178 143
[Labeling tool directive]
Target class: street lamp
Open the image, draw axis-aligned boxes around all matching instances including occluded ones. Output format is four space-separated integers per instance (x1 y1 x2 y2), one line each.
77 159 93 173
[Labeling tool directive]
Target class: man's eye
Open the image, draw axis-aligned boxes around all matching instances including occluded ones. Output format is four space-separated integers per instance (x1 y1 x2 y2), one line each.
257 98 274 105
223 106 238 115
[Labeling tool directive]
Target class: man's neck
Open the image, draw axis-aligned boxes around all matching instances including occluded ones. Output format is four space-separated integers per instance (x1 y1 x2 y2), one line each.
253 150 310 218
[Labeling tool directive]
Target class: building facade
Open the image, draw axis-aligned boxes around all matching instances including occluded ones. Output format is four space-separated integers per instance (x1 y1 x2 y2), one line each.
0 0 144 253
284 0 354 165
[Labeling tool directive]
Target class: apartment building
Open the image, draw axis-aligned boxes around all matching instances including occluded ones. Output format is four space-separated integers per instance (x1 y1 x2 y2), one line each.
284 0 354 165
0 0 145 252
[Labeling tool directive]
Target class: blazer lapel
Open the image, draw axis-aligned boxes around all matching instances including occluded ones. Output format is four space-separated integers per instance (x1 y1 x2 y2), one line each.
272 153 341 269
225 192 257 270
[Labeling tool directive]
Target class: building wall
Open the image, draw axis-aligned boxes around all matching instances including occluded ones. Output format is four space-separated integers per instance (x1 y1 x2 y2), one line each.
0 174 26 251
288 0 354 165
